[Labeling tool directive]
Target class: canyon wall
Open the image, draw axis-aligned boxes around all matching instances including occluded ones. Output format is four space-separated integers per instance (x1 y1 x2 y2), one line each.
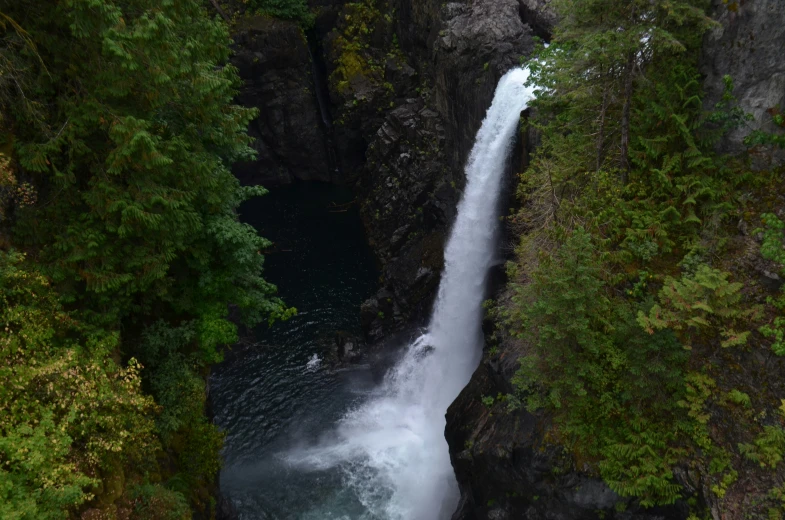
225 0 785 518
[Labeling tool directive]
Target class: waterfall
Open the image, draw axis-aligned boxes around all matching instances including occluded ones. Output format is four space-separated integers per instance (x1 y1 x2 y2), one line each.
286 67 537 519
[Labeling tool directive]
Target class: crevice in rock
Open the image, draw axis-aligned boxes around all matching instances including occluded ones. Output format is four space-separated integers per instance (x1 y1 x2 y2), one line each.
305 30 341 178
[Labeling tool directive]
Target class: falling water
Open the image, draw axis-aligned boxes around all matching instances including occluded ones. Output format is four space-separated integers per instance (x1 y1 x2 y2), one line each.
285 67 537 519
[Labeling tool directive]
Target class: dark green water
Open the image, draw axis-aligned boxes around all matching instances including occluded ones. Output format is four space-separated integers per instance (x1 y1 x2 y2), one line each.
209 182 380 519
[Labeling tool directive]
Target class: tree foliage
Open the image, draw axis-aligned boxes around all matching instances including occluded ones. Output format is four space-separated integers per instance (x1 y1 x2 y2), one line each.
243 0 313 25
0 251 157 519
504 0 770 508
758 214 785 355
638 265 759 349
508 229 691 506
0 0 291 515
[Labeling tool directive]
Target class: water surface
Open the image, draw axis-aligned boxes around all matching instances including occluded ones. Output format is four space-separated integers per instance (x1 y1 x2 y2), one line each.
210 182 379 519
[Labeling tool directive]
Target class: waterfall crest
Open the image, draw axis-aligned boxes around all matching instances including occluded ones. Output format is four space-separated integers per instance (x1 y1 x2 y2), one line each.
287 67 537 520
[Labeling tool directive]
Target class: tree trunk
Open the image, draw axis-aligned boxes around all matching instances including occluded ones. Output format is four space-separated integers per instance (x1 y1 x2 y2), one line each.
208 0 230 22
597 84 609 172
619 52 635 183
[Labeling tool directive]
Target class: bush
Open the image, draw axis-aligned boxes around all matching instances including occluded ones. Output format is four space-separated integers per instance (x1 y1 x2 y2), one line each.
129 484 190 520
508 229 692 506
246 0 313 25
0 251 157 519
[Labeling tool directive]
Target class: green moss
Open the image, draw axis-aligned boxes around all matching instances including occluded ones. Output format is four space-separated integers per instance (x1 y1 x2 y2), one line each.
331 46 373 95
326 0 402 108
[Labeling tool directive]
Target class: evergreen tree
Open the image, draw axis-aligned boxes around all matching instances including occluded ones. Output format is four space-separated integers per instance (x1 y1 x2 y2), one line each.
3 0 290 353
505 0 761 508
531 0 713 179
0 1 293 515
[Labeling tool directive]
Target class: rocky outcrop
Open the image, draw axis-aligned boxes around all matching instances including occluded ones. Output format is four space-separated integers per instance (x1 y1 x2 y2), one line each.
392 0 536 176
445 322 691 520
431 0 535 175
357 99 453 339
354 0 537 338
320 0 406 179
702 0 785 166
517 0 557 40
231 17 331 185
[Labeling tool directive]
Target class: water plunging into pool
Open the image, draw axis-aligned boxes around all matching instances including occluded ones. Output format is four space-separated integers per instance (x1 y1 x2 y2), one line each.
211 67 536 519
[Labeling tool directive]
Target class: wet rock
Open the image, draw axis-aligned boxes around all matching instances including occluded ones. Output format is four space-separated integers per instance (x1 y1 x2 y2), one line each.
334 331 366 364
486 509 508 520
216 492 239 520
355 96 453 340
431 0 535 175
385 57 418 94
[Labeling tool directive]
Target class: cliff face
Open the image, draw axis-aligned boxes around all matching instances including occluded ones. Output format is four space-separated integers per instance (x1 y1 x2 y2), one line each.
701 0 785 166
231 17 332 185
392 0 536 176
224 0 785 518
326 0 537 339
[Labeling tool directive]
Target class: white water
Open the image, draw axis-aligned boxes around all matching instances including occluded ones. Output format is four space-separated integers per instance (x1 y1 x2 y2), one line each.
305 353 322 372
285 67 537 519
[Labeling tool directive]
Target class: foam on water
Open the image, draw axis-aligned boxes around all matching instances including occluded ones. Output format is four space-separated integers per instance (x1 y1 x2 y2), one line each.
284 67 537 519
305 354 322 372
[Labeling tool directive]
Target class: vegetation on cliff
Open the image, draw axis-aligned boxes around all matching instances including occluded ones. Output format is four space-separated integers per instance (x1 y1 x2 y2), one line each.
0 1 290 517
233 0 312 25
499 0 785 515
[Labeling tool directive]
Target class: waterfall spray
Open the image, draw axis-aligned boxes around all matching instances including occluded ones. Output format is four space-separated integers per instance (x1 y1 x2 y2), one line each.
287 67 537 519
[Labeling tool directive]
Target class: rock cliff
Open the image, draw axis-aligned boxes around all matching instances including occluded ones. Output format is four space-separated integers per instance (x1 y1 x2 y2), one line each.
355 0 536 339
701 0 785 166
231 17 332 185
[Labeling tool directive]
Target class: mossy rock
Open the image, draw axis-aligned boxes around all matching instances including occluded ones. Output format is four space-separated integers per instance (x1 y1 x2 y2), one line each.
91 460 126 507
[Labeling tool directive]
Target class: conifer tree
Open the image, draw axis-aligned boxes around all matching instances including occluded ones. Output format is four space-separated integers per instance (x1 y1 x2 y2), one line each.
506 0 758 509
532 0 714 180
4 0 291 348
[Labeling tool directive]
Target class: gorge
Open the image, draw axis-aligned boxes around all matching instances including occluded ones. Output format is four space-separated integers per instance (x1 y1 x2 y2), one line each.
215 0 785 519
1 1 784 519
213 67 535 519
